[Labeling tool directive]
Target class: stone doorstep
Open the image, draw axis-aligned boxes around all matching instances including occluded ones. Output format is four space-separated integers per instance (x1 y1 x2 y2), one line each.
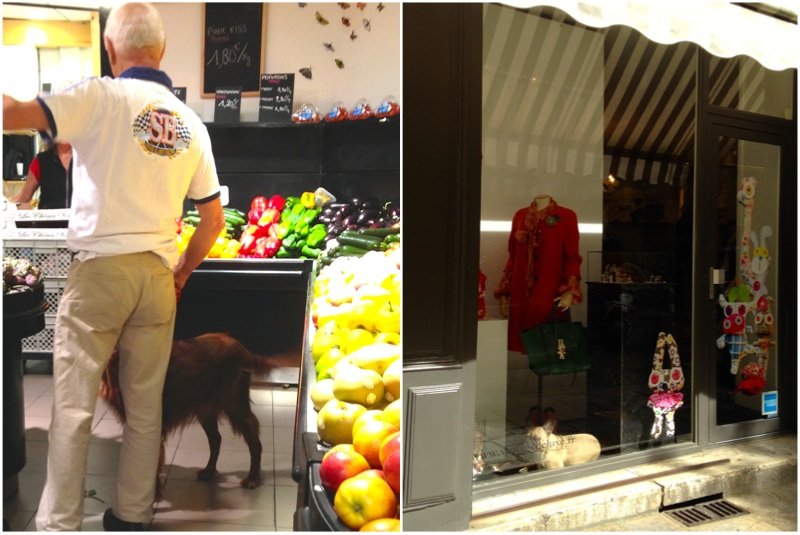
469 435 797 531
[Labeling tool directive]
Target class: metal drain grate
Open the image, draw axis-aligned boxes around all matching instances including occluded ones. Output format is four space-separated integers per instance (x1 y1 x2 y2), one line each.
663 497 749 527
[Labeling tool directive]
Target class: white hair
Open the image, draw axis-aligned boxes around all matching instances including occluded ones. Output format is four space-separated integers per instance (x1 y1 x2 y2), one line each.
104 2 164 57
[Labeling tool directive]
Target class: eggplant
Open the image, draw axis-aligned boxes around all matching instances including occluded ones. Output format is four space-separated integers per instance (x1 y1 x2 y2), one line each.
384 205 401 222
341 214 358 228
349 196 379 210
328 203 353 215
318 214 333 225
356 209 380 226
327 223 344 236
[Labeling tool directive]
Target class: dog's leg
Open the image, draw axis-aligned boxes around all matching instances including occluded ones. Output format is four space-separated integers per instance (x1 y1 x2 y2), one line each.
228 409 262 489
197 414 222 481
155 437 167 501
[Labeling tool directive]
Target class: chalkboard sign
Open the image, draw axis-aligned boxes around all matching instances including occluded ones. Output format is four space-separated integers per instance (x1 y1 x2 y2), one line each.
214 87 242 123
172 87 187 103
202 3 265 98
258 73 295 123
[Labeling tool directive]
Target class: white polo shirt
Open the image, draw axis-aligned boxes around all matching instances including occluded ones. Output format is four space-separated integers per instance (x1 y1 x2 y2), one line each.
39 67 220 268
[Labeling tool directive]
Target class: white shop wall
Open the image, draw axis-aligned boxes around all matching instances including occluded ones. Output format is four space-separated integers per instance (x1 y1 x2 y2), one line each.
479 4 604 324
156 2 400 123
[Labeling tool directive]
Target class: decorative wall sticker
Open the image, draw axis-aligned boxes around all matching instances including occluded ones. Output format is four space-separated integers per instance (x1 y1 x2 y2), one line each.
315 11 329 25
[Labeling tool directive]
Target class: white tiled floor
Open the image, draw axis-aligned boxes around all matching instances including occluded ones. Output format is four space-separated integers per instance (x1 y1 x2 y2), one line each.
3 367 300 531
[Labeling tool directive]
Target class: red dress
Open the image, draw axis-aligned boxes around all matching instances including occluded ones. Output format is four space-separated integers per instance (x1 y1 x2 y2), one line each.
495 200 582 353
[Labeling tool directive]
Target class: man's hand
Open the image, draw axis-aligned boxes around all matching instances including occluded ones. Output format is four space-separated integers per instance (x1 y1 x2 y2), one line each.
173 197 225 291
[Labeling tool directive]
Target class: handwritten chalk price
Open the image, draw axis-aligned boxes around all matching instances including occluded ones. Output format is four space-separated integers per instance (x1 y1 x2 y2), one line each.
206 42 251 69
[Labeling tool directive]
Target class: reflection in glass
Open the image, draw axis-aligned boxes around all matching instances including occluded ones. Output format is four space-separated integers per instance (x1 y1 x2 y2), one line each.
709 55 795 120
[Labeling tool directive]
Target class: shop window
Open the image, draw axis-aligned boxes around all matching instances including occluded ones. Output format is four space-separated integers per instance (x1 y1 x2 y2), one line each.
713 138 781 425
709 55 794 120
475 4 696 482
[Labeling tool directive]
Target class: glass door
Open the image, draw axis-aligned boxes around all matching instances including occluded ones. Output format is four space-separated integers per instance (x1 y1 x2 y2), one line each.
705 127 786 442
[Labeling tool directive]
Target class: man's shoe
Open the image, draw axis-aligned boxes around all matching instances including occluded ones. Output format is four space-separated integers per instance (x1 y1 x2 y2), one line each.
102 508 144 531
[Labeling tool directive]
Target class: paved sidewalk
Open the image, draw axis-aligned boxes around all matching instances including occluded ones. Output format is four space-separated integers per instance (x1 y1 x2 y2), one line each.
470 434 797 531
584 479 797 531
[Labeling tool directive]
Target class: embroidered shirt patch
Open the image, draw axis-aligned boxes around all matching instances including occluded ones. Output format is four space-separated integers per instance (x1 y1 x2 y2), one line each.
132 105 192 157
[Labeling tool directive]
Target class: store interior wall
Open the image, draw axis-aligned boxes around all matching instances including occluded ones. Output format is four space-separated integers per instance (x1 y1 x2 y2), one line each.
156 2 400 122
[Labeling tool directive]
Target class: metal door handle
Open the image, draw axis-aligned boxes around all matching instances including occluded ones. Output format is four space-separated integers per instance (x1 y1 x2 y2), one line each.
709 267 726 299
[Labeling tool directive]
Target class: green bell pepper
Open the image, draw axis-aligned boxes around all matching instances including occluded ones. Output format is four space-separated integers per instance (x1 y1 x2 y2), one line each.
306 224 327 248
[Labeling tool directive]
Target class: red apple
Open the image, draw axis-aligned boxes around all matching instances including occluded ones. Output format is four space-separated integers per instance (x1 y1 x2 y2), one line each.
382 450 400 495
359 517 400 531
378 431 400 467
322 443 356 461
353 469 386 481
353 419 399 468
319 449 370 492
334 471 398 530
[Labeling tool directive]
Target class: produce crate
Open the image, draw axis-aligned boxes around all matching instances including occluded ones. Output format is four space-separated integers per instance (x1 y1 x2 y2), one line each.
21 316 56 354
4 240 72 278
43 278 67 318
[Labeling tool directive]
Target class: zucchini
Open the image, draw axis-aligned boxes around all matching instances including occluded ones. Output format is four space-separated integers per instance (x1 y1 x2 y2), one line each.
383 233 401 244
359 227 400 237
336 244 370 256
224 214 246 226
337 234 386 251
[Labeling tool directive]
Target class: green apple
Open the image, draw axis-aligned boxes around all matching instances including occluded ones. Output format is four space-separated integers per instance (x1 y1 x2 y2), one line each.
317 398 368 446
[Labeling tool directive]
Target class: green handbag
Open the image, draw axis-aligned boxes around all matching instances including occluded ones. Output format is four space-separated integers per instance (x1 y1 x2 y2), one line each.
522 312 590 376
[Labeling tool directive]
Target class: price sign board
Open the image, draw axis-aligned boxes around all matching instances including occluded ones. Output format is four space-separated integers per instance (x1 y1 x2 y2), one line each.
172 87 187 103
202 3 265 97
258 73 295 124
214 87 242 123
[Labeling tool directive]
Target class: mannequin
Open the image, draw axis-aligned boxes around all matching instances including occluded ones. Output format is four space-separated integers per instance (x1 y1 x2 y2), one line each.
495 194 583 353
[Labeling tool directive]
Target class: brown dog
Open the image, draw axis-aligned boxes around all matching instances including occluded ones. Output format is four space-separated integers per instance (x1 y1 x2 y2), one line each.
99 332 297 494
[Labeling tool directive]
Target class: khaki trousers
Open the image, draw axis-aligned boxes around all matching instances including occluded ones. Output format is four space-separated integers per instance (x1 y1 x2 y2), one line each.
36 252 175 530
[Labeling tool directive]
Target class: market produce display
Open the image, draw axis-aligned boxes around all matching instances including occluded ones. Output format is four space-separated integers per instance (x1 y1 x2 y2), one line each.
309 246 402 531
176 191 400 265
3 257 43 294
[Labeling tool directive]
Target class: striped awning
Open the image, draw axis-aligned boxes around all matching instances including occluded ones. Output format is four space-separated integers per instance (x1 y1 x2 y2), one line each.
483 4 793 184
500 0 799 71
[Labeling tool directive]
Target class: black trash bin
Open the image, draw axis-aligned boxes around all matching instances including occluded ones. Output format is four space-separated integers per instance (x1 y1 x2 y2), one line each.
3 283 46 500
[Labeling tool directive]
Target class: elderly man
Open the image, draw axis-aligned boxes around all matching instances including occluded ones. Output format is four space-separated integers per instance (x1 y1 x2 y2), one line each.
3 3 224 530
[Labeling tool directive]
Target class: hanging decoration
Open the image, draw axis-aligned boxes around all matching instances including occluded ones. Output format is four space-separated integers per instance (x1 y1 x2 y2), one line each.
647 332 684 440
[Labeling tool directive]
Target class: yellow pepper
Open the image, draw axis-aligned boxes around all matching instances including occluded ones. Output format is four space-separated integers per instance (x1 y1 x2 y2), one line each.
300 191 316 209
